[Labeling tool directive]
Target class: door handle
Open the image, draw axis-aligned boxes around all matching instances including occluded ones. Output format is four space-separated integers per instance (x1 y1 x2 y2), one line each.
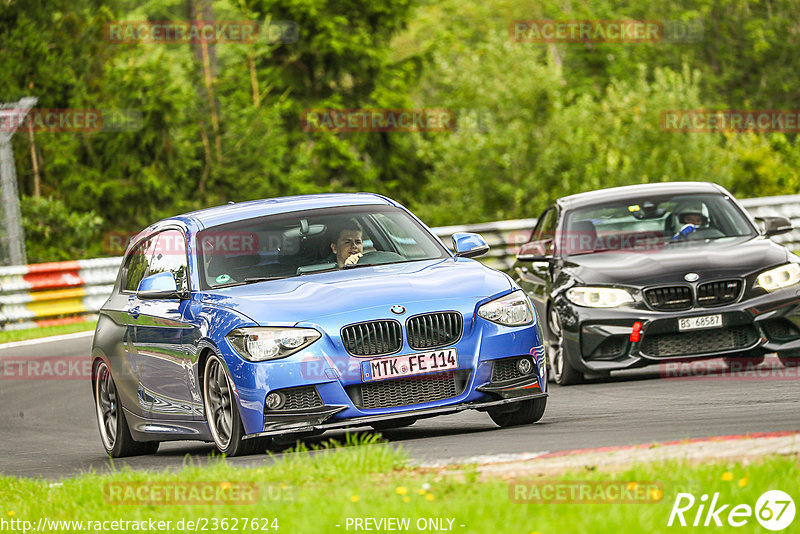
130 306 140 319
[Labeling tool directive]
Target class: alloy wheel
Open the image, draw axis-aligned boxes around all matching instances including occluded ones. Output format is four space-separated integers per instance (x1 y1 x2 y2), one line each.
204 357 234 450
95 362 118 450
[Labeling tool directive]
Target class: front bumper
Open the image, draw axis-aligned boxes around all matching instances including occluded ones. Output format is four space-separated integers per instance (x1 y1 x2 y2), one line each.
245 388 547 439
224 303 547 436
556 286 800 373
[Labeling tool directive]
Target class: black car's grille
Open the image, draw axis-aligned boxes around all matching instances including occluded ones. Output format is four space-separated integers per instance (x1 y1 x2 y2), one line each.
697 280 741 307
491 357 525 382
347 371 468 409
270 386 323 411
342 320 402 356
641 325 759 357
645 286 693 310
407 312 463 350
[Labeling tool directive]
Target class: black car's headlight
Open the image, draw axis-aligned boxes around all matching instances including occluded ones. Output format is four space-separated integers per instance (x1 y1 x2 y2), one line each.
755 263 800 292
477 290 536 326
227 327 321 361
566 287 634 308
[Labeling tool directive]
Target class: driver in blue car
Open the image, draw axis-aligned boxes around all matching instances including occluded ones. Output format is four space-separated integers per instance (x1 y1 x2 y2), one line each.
329 221 364 268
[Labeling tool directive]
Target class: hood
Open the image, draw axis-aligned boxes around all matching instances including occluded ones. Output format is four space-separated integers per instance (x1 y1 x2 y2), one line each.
201 258 512 325
565 236 791 286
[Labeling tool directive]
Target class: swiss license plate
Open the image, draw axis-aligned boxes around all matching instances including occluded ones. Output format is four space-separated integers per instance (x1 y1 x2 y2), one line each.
361 348 458 382
678 314 722 331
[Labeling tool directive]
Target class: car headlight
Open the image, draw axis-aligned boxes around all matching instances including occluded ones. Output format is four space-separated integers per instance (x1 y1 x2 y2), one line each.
566 287 634 308
477 290 535 326
756 263 800 292
226 327 321 361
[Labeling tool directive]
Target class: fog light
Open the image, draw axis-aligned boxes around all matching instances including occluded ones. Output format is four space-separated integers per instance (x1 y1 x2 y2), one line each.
517 357 533 375
265 392 285 411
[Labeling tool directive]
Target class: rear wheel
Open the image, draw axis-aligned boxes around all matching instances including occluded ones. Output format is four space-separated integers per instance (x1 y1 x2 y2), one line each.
488 397 547 427
203 354 263 457
94 360 160 457
722 349 766 369
547 307 584 385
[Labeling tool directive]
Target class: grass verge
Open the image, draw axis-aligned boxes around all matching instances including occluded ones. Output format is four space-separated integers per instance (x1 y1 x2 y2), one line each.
0 434 797 533
0 321 96 344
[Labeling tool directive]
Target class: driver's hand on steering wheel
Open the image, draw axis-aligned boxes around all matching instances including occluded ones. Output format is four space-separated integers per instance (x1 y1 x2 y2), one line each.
343 252 363 266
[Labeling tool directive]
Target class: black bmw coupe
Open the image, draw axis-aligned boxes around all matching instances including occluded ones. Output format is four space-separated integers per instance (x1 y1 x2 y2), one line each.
513 181 800 385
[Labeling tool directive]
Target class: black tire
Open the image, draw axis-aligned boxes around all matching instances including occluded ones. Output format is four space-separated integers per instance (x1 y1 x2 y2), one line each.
93 360 160 458
488 397 547 427
722 349 766 370
370 418 417 431
203 354 262 457
777 349 800 368
547 306 584 385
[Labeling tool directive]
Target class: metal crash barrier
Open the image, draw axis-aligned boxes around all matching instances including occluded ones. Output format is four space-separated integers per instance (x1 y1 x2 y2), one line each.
2 194 799 331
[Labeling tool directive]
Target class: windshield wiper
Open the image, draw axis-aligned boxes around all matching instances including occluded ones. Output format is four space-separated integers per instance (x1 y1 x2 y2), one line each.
212 276 287 289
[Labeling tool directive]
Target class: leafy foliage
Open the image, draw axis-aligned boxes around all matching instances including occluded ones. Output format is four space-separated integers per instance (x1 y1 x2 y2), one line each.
3 0 800 261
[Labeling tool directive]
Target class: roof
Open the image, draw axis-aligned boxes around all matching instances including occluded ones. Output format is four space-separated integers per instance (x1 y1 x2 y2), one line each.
170 193 397 229
557 182 726 210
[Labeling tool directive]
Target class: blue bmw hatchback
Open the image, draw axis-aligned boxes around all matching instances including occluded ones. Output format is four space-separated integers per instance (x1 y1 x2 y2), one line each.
91 194 547 456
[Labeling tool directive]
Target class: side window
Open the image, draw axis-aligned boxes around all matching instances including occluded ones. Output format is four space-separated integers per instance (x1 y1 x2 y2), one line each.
123 237 157 292
540 208 557 243
146 230 188 290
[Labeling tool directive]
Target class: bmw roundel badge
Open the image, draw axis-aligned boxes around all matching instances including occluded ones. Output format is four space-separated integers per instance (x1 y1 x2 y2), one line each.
684 272 700 282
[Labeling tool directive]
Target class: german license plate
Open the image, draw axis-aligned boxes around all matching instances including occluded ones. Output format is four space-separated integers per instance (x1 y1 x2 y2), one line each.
678 314 722 331
361 348 458 382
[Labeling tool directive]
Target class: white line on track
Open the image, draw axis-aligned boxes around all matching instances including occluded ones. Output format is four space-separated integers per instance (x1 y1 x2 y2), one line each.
0 330 94 350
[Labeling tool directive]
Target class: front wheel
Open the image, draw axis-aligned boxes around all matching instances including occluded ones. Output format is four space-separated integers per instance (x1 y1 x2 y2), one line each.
777 349 800 368
94 360 159 457
203 354 262 456
488 397 547 427
547 307 584 385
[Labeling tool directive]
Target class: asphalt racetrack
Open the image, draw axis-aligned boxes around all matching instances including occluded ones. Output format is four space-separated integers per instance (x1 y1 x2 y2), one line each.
1 333 798 479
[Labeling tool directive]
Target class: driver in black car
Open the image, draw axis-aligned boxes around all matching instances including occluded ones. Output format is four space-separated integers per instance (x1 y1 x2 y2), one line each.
672 202 725 240
329 220 364 268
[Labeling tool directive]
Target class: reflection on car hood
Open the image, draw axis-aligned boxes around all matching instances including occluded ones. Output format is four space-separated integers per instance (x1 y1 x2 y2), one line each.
565 236 791 286
201 258 512 325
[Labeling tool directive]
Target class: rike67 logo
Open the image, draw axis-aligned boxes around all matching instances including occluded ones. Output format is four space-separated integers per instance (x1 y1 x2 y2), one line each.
668 490 795 530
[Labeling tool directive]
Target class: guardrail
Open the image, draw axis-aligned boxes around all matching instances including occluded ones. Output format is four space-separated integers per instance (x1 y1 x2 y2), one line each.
2 194 799 331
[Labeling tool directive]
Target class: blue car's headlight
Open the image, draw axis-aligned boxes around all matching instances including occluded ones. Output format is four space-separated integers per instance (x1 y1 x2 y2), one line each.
477 290 536 326
756 263 800 292
227 327 321 361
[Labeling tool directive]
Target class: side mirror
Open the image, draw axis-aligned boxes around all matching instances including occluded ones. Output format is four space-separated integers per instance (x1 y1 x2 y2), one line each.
756 216 793 236
517 240 554 262
137 272 182 299
452 232 489 258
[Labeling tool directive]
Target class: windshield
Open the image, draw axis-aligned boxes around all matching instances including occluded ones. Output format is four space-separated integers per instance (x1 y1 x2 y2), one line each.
197 205 448 289
562 193 757 255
